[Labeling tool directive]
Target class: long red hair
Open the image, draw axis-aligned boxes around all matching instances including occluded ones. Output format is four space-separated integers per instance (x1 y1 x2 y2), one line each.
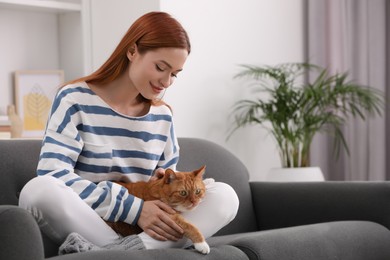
67 11 191 87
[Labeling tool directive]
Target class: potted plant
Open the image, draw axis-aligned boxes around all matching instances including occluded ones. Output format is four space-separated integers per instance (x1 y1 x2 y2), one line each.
229 62 383 180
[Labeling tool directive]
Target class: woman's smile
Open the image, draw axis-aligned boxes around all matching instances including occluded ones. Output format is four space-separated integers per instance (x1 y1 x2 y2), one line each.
151 83 165 94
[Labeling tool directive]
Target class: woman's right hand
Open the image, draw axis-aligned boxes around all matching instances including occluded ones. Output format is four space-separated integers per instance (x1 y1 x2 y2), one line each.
137 200 184 241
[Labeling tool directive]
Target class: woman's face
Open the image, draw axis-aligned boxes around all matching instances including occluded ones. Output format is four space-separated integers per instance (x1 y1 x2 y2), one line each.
127 47 188 100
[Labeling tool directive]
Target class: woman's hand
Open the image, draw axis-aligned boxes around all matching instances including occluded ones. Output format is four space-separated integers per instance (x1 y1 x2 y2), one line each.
137 200 184 241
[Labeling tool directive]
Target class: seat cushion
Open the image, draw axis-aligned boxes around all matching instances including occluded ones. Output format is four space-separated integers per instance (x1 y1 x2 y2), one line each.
47 245 249 260
207 221 390 260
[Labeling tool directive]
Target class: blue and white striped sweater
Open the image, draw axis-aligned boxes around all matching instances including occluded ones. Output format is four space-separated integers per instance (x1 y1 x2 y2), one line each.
37 82 179 225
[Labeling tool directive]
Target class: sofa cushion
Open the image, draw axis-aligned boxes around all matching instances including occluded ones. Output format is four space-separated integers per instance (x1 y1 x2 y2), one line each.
47 245 249 260
177 138 258 235
207 221 390 260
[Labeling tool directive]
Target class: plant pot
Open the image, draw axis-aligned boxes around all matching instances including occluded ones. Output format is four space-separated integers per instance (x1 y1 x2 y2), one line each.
266 167 325 182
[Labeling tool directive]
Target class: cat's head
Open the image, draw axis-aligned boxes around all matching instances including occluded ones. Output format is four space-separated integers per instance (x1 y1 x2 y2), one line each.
160 165 206 212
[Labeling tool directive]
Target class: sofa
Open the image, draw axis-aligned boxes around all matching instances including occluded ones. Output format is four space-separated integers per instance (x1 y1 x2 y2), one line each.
2 137 390 260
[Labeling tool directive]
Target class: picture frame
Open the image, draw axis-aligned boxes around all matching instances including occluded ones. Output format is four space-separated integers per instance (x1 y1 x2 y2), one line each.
14 70 64 138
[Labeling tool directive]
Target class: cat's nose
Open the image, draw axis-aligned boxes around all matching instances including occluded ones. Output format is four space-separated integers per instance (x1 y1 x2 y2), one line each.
188 201 198 209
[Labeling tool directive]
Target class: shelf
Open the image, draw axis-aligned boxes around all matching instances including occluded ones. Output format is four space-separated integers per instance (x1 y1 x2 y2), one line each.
0 0 81 13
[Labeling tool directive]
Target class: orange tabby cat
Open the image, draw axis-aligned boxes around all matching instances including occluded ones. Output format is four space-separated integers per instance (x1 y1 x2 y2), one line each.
106 165 210 254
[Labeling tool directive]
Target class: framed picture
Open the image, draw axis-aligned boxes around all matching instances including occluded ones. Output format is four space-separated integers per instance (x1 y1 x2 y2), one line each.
14 70 64 138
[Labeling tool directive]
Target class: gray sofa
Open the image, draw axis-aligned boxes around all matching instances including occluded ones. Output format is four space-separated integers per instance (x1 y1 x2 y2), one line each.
1 138 390 260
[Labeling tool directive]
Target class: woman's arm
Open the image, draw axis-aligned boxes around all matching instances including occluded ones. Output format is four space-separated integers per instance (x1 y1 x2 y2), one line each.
156 114 180 171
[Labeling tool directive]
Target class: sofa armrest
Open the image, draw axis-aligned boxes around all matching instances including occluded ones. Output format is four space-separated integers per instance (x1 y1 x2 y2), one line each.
0 205 44 260
250 181 390 231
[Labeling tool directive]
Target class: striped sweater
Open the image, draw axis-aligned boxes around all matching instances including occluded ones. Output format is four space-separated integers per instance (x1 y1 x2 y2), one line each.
37 82 179 225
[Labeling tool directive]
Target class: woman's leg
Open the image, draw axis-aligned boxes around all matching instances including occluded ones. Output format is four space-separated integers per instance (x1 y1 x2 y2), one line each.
138 181 239 249
19 176 120 246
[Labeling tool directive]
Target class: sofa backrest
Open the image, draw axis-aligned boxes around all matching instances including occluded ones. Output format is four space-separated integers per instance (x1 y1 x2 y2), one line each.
0 137 258 235
0 139 42 205
177 138 258 235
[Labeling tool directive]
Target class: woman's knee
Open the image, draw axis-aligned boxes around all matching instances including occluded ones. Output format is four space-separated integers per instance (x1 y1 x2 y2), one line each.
19 176 66 211
206 182 239 223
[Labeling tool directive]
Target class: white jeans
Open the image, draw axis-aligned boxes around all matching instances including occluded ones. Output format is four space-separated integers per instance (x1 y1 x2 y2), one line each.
19 176 239 249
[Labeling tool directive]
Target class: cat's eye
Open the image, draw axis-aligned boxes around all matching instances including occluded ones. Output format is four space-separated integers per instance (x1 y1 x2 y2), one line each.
180 190 188 196
195 189 201 195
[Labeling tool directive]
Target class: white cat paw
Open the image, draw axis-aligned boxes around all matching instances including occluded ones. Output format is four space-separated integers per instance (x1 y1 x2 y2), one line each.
194 241 210 254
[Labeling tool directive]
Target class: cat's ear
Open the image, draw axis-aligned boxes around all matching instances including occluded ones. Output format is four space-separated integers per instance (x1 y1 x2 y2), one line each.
193 165 206 178
164 168 177 184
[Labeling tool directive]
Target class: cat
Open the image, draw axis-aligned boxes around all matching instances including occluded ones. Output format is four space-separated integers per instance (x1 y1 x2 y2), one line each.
106 165 210 254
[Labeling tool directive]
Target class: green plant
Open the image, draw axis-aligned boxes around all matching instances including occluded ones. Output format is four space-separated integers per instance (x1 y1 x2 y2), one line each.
229 62 383 168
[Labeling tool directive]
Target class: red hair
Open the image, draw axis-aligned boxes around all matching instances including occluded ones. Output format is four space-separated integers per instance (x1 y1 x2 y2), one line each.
67 12 190 86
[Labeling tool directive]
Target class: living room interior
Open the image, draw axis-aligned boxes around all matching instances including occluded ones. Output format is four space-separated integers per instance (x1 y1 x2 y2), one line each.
1 0 390 259
1 0 388 182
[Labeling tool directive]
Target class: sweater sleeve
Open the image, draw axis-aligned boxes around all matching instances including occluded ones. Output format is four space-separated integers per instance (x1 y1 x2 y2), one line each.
37 88 143 225
156 113 180 171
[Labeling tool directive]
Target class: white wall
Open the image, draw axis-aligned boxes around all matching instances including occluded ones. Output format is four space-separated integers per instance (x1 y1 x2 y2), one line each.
0 8 60 114
88 0 160 71
161 0 305 180
58 11 83 81
0 0 305 181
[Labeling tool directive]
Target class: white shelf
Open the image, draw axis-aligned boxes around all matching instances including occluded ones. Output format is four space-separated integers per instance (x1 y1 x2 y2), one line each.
0 0 81 13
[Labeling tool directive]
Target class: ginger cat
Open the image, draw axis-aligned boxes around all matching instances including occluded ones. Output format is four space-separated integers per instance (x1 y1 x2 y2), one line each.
106 165 210 254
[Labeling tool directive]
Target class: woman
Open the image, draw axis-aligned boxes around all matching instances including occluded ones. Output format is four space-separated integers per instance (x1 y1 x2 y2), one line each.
19 11 239 253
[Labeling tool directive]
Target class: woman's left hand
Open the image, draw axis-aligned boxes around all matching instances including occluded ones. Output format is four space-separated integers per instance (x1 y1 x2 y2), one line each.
137 200 184 241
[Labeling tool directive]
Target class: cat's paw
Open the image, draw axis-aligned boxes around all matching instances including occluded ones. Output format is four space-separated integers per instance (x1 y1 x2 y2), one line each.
194 241 210 254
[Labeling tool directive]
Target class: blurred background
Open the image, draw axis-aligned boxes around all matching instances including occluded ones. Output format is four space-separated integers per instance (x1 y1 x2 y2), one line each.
1 0 388 181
